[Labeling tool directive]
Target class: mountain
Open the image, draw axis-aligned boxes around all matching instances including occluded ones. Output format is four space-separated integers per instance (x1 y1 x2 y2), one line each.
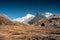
28 12 60 25
28 13 46 25
1 12 58 26
0 14 9 19
0 14 60 40
0 14 16 25
13 12 54 25
31 13 60 27
33 18 60 27
0 14 20 25
44 12 53 18
13 14 35 25
48 14 60 19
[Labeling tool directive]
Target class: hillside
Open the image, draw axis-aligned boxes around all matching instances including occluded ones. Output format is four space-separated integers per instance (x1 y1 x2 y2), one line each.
0 14 28 26
0 14 60 40
33 18 60 27
0 25 60 40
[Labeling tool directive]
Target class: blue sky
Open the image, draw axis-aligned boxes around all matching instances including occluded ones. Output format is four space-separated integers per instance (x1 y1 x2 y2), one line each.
0 0 60 19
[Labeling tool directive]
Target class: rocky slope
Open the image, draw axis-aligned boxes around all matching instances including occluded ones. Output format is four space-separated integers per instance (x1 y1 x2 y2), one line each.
33 18 60 28
28 13 46 25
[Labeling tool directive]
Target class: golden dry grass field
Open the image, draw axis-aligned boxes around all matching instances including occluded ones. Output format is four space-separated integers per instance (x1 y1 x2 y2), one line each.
0 25 60 40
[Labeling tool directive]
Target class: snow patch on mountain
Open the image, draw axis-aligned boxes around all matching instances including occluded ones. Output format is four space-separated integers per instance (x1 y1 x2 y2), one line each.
12 14 35 24
44 12 53 18
12 12 55 25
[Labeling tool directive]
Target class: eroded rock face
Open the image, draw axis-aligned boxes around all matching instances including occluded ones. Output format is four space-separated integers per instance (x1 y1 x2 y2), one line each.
33 18 60 28
28 13 46 25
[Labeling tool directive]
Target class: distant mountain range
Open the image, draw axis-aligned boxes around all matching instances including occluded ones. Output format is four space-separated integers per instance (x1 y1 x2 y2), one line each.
0 12 60 25
0 13 60 40
28 12 54 25
12 12 54 25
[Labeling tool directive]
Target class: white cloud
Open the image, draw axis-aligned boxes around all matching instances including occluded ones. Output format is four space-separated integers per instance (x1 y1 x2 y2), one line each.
12 14 35 24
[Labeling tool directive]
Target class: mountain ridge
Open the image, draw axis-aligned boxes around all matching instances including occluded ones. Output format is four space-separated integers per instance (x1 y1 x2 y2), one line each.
0 13 60 40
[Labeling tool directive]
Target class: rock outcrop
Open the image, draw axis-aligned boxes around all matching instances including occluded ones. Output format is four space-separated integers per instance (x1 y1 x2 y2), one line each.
28 13 46 25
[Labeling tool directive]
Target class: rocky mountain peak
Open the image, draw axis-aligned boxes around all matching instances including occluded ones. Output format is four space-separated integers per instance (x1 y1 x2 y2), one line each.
28 13 46 25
